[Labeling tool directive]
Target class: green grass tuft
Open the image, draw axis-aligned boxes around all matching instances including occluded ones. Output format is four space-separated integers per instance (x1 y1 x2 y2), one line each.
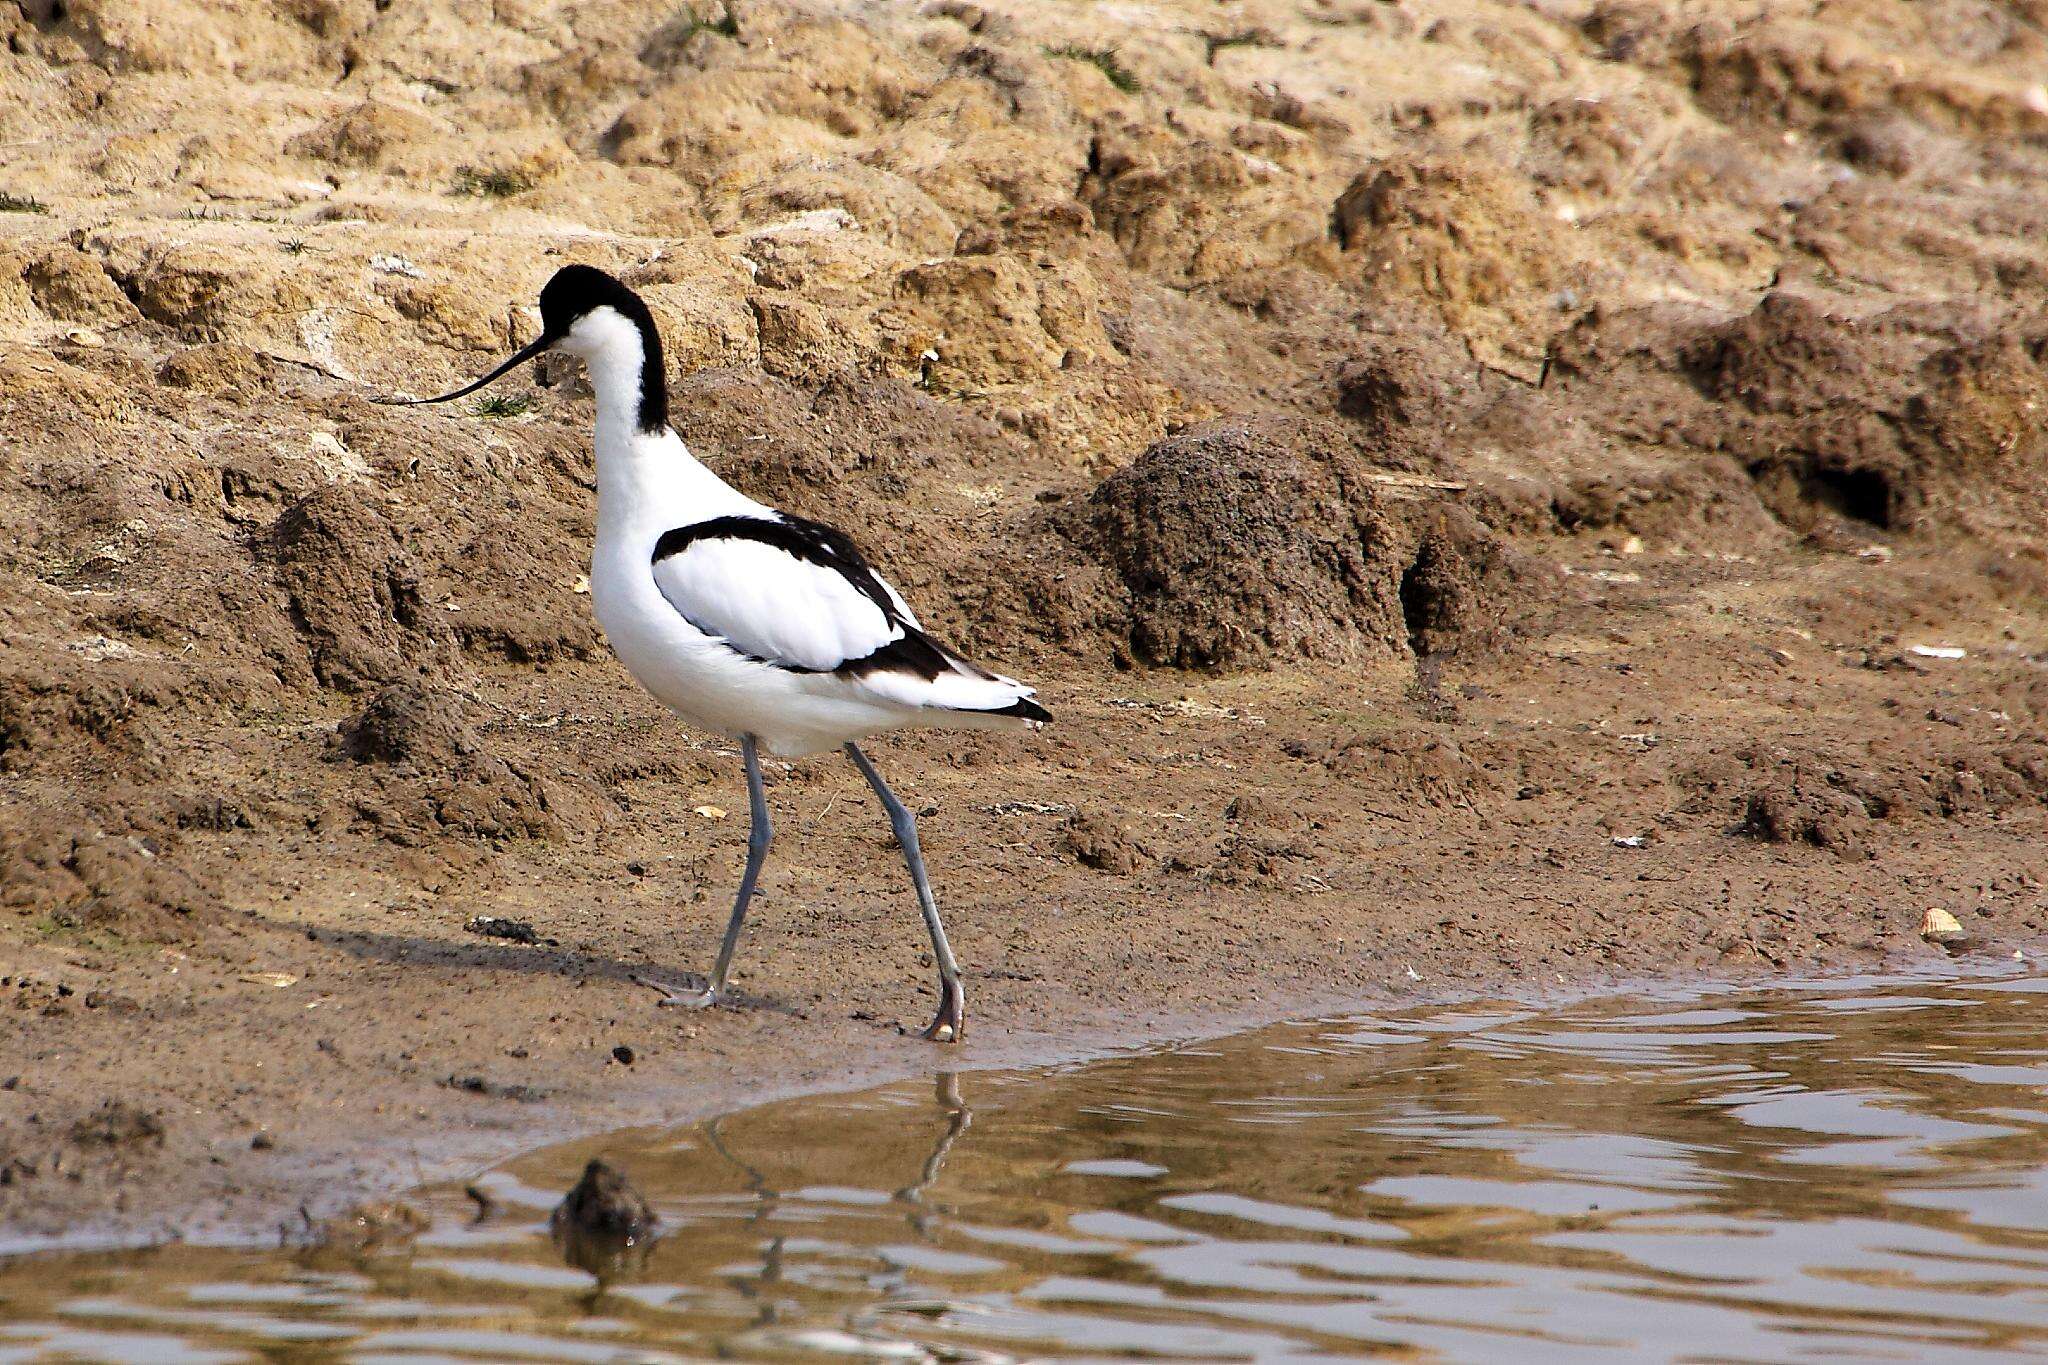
0 191 48 214
470 393 533 419
1044 44 1139 95
31 913 140 956
453 165 533 199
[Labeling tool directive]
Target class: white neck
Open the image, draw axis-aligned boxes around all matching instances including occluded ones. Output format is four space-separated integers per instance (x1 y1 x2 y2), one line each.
571 310 754 537
574 308 655 450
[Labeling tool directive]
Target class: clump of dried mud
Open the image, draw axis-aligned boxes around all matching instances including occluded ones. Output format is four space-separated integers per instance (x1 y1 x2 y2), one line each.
6 0 2048 1239
1083 420 1407 670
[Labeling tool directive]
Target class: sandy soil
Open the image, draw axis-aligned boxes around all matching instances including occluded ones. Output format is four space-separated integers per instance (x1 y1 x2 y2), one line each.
5 0 2048 1239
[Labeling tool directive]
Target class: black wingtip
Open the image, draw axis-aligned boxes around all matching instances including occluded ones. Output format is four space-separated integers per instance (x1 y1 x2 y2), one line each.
992 697 1053 724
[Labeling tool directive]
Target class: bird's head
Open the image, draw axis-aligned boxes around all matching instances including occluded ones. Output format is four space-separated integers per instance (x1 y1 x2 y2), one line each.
376 264 666 428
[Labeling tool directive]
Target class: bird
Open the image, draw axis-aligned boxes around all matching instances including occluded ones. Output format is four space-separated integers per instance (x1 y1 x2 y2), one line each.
379 264 1049 1040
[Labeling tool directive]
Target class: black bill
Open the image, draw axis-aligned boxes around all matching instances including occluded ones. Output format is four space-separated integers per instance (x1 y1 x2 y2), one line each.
373 332 556 406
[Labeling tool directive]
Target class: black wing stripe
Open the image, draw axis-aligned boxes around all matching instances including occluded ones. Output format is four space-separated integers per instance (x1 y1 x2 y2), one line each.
652 514 983 683
652 514 907 627
837 631 949 682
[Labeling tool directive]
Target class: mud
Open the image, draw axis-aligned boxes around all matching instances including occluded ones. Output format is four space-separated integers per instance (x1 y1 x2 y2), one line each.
4 0 2048 1239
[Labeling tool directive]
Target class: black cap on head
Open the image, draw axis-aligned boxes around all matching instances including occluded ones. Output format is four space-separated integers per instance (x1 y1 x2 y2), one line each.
538 264 646 339
375 263 668 433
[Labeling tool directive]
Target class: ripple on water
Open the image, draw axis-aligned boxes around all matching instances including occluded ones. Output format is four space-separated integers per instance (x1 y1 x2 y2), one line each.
2 966 2047 1362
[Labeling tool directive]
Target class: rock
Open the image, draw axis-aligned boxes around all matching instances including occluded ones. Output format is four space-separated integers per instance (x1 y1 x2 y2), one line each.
552 1158 656 1239
551 1158 658 1277
464 915 548 945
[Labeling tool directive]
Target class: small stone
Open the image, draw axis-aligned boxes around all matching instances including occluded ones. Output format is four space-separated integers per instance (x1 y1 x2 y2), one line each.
611 1045 635 1066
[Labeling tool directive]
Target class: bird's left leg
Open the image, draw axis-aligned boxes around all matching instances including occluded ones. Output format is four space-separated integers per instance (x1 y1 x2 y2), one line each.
636 734 772 1008
844 742 965 1041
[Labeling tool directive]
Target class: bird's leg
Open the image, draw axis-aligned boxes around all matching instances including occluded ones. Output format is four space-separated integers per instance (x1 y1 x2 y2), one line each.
844 742 965 1042
636 734 772 1009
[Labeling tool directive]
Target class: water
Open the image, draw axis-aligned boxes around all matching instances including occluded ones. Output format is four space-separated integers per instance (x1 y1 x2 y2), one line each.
5 969 2048 1362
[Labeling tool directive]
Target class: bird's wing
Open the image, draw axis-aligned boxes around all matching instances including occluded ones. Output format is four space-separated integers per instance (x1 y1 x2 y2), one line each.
650 514 916 673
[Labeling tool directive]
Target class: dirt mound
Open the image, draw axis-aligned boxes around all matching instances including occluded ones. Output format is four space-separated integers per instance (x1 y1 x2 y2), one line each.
0 822 211 937
20 247 139 328
1332 337 1479 443
1901 329 2048 494
265 488 444 693
1677 293 1922 529
69 1099 163 1148
1061 811 1155 875
331 683 592 844
156 343 276 398
1332 154 1589 375
1081 420 1405 670
1208 793 1314 889
1312 729 1507 809
1397 508 1533 662
1073 416 1535 673
1689 739 2048 860
1542 290 2043 541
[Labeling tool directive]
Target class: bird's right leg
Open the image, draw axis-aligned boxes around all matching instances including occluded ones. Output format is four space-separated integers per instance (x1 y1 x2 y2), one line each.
844 742 966 1041
636 733 772 1008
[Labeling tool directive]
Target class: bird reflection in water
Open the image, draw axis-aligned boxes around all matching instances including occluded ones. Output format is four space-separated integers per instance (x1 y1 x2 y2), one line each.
558 1072 976 1347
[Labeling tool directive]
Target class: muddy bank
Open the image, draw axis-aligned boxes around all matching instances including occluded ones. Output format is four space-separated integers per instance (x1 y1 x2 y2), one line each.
6 556 2048 1243
7 0 2048 1237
